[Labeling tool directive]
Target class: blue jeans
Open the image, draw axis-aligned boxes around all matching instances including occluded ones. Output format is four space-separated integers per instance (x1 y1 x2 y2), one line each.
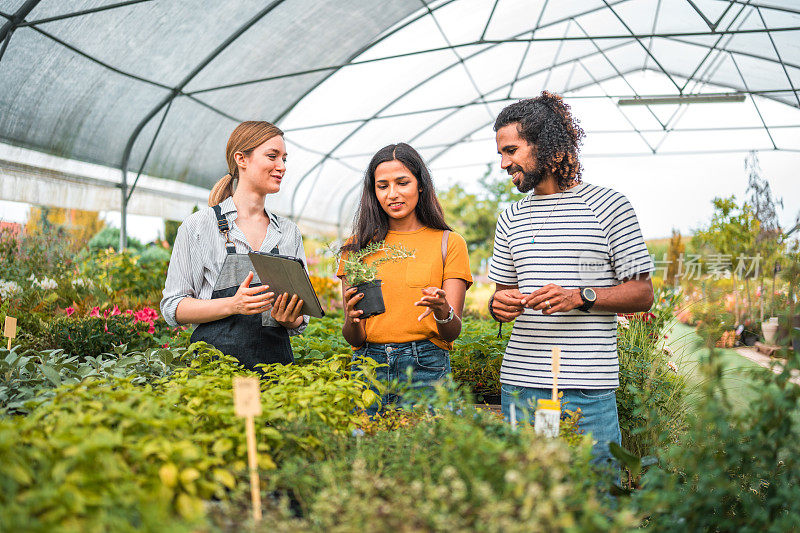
501 384 621 468
354 340 450 415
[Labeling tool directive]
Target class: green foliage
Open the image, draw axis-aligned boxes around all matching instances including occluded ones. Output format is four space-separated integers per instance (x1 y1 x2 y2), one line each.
87 226 144 252
439 166 521 272
449 316 509 401
0 344 380 531
339 240 415 286
164 219 181 247
252 407 635 531
291 312 352 363
0 222 77 283
616 287 687 460
45 315 152 360
77 248 168 306
0 344 186 416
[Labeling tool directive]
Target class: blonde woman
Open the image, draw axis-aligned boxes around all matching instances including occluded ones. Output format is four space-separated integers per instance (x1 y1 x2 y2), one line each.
161 121 307 370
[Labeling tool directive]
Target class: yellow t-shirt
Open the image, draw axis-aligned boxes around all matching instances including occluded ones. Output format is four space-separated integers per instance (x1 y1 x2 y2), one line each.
337 228 473 350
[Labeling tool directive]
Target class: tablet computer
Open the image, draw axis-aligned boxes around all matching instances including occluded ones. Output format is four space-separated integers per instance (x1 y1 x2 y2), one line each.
248 251 325 318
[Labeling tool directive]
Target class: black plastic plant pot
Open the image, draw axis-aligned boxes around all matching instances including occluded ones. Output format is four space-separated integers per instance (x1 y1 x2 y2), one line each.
354 280 385 318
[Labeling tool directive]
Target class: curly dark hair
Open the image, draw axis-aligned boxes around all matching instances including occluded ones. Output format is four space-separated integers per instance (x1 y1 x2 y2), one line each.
493 91 585 191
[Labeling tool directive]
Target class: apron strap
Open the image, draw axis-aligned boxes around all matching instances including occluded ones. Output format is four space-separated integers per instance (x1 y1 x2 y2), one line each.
212 204 237 255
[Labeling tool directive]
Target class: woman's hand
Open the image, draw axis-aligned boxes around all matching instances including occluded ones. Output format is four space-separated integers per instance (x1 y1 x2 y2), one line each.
230 271 275 315
271 292 304 328
414 287 451 321
344 286 365 323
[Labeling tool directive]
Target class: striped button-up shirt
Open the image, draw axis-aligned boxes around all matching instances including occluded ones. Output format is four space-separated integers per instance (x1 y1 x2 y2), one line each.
160 196 309 335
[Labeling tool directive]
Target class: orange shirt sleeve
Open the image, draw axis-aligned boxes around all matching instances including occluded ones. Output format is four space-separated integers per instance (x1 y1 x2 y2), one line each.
444 231 473 289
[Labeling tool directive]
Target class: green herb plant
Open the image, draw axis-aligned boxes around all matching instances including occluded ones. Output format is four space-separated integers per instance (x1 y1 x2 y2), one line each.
339 240 415 286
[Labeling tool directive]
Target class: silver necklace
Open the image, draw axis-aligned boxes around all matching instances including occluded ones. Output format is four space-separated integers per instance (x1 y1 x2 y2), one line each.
528 192 564 244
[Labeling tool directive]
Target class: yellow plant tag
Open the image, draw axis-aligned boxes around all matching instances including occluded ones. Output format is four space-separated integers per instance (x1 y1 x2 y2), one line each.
4 316 16 350
233 377 261 418
4 316 16 338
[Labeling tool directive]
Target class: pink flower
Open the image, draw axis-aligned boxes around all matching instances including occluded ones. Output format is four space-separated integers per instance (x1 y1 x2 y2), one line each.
89 306 100 318
104 322 109 332
110 305 120 316
148 325 155 334
125 309 134 315
65 306 76 317
162 342 169 348
103 308 111 318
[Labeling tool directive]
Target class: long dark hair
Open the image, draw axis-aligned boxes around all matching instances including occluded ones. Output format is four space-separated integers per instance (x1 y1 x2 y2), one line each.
344 143 451 252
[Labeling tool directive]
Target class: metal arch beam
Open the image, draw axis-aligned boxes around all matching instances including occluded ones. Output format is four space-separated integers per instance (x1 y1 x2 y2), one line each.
600 0 682 92
117 0 288 249
575 60 657 153
424 68 650 166
28 25 171 90
679 0 751 93
756 6 800 107
725 0 800 16
0 0 40 63
729 52 777 149
663 35 800 75
643 0 663 71
17 0 153 27
271 0 463 125
287 0 637 220
183 24 800 96
507 0 549 98
572 17 667 130
194 0 633 103
420 0 495 121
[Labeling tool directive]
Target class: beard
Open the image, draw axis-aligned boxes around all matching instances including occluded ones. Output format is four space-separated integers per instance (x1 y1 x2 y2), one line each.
511 165 546 193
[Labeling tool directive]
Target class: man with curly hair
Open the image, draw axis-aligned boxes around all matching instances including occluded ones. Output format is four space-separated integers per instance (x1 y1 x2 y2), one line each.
488 91 655 468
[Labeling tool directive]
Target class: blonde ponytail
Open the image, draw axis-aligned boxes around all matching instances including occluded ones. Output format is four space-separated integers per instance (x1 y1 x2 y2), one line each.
208 121 284 206
208 173 235 206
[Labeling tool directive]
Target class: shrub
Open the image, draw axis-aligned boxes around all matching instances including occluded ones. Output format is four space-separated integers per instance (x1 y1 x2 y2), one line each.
87 226 143 252
450 316 508 402
253 406 636 531
0 345 380 531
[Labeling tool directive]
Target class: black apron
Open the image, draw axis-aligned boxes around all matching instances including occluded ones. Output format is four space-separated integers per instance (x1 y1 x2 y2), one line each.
190 204 294 371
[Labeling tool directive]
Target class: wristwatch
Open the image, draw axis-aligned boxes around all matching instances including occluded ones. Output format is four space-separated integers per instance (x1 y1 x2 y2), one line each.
578 287 597 312
433 306 455 324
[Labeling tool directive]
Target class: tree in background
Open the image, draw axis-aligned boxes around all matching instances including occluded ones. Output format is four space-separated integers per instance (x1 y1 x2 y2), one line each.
25 206 105 250
665 229 684 287
439 165 520 274
745 151 784 320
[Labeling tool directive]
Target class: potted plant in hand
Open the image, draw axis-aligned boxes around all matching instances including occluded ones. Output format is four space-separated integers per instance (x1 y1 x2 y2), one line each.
340 240 415 318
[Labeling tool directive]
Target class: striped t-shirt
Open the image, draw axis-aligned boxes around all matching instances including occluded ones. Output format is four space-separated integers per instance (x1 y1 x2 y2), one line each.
488 182 654 389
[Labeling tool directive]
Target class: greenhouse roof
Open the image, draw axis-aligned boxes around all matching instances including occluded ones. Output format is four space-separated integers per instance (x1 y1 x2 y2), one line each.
1 0 799 237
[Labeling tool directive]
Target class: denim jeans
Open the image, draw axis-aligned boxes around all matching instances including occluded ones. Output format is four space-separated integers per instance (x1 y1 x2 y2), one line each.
501 384 621 468
354 340 450 415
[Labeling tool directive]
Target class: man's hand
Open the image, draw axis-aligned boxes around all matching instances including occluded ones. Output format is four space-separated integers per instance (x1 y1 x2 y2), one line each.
523 284 582 315
491 287 527 322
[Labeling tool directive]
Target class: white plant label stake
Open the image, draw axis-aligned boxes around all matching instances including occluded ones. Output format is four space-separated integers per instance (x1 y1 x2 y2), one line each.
4 316 16 350
233 376 262 522
509 402 517 430
535 347 561 438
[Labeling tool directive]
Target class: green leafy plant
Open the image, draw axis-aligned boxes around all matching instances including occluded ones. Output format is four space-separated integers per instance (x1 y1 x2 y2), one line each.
339 240 415 286
0 343 383 531
247 406 634 531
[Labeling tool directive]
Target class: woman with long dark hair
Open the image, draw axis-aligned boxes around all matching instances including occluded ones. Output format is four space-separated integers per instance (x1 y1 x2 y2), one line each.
337 143 472 410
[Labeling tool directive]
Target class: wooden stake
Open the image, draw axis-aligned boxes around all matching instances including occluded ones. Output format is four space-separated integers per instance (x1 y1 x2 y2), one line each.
551 346 560 402
233 377 262 522
4 316 17 350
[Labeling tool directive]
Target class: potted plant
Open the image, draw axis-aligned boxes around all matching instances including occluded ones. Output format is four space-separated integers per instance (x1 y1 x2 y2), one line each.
340 240 415 318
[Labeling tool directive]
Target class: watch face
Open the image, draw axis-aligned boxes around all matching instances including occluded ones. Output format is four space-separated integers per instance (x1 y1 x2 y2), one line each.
583 288 597 302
